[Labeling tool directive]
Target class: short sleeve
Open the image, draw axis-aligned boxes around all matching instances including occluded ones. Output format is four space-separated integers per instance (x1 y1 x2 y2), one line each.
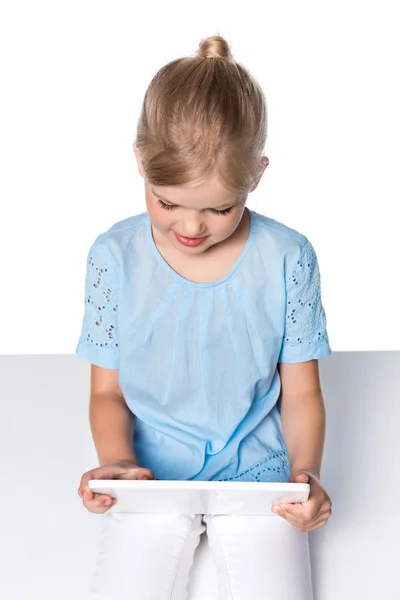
278 239 332 363
75 240 119 369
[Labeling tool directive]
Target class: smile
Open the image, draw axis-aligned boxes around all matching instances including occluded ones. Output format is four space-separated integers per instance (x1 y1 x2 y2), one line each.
174 232 208 247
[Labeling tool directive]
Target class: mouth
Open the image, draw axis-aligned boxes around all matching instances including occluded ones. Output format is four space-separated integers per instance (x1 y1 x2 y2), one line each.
174 231 208 247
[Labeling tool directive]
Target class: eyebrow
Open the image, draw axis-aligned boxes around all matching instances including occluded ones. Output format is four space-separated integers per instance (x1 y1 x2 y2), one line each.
151 188 237 210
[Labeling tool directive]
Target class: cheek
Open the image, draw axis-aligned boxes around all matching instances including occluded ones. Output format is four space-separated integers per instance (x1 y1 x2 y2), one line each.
147 204 171 230
219 213 244 235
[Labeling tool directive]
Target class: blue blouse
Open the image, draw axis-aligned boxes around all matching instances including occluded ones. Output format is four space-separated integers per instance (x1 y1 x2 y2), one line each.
76 208 332 482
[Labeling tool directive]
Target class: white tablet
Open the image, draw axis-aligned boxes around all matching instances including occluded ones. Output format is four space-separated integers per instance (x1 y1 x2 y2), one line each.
88 480 310 515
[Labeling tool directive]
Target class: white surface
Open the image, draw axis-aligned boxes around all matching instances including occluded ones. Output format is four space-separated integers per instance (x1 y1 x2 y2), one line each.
88 480 310 514
1 1 399 352
1 352 399 599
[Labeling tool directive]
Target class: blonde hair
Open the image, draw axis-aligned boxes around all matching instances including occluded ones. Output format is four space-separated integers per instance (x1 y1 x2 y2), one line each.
134 34 267 194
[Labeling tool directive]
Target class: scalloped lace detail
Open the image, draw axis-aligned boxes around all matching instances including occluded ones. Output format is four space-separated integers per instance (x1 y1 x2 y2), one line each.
284 240 328 346
82 245 119 348
215 451 290 483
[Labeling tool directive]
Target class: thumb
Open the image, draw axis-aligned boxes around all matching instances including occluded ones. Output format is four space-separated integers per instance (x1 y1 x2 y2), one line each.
136 468 155 480
288 472 310 484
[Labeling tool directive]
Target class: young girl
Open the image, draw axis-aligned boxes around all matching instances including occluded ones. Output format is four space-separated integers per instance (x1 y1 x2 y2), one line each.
77 34 332 600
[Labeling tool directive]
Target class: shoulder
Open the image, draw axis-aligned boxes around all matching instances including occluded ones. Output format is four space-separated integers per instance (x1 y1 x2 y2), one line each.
250 209 312 274
250 209 308 248
85 211 149 266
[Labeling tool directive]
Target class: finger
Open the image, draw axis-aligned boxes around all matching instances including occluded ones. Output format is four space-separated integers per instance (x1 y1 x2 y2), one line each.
290 517 330 532
80 469 96 487
79 464 121 496
137 469 154 480
83 494 116 510
94 463 136 480
116 467 154 480
281 502 320 521
78 487 91 499
80 465 118 492
307 518 329 531
274 505 306 521
79 471 97 497
281 508 330 530
79 488 93 501
81 491 104 507
93 493 114 503
84 492 113 505
83 499 116 514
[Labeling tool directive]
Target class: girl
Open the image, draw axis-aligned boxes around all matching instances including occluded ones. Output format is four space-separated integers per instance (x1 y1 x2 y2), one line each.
77 34 332 600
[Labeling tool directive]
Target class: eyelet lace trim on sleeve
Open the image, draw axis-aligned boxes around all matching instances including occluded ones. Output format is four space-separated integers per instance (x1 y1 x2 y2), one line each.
82 245 119 349
284 240 328 346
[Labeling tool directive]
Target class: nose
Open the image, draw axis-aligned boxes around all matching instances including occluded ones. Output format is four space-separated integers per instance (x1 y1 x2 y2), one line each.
180 213 207 237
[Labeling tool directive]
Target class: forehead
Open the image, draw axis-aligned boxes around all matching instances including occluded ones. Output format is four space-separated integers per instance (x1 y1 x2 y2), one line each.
150 178 239 208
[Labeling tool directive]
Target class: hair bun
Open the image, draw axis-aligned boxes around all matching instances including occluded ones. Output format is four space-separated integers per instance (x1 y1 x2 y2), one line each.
197 35 233 61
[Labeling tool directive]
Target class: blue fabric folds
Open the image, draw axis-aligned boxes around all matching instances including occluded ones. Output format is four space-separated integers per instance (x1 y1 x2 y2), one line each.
76 209 332 481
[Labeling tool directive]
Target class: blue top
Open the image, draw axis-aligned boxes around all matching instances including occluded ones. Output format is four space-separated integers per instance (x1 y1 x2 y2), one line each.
76 208 332 482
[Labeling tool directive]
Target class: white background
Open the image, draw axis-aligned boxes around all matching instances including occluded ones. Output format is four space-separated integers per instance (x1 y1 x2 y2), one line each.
1 0 399 352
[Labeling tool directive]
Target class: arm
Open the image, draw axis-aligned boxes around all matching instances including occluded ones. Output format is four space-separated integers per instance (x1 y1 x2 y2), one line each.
278 359 326 479
90 393 138 466
89 364 138 466
75 242 138 467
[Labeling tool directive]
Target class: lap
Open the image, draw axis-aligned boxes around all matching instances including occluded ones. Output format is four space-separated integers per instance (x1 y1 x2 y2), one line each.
89 512 313 600
204 514 313 600
89 512 205 600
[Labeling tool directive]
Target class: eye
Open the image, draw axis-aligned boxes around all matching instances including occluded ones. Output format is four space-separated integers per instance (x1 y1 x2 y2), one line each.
212 207 233 216
157 197 234 215
157 198 175 211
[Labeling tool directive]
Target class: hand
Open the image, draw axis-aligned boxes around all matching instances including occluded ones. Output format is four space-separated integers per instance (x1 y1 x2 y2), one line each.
271 471 332 532
78 459 155 514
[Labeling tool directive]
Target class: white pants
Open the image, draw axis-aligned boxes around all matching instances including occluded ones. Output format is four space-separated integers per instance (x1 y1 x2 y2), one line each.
88 512 313 600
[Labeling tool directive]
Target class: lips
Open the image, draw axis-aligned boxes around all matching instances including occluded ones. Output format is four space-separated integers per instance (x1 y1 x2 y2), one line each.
174 232 208 247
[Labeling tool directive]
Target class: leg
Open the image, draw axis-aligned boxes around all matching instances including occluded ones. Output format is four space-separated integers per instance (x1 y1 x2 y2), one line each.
203 514 313 600
89 512 206 600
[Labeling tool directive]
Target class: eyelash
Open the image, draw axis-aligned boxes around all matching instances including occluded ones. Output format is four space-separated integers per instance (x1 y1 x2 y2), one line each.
156 198 233 216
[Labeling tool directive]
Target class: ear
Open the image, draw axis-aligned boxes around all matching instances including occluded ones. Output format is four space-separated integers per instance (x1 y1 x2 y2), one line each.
133 143 145 179
249 156 269 192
